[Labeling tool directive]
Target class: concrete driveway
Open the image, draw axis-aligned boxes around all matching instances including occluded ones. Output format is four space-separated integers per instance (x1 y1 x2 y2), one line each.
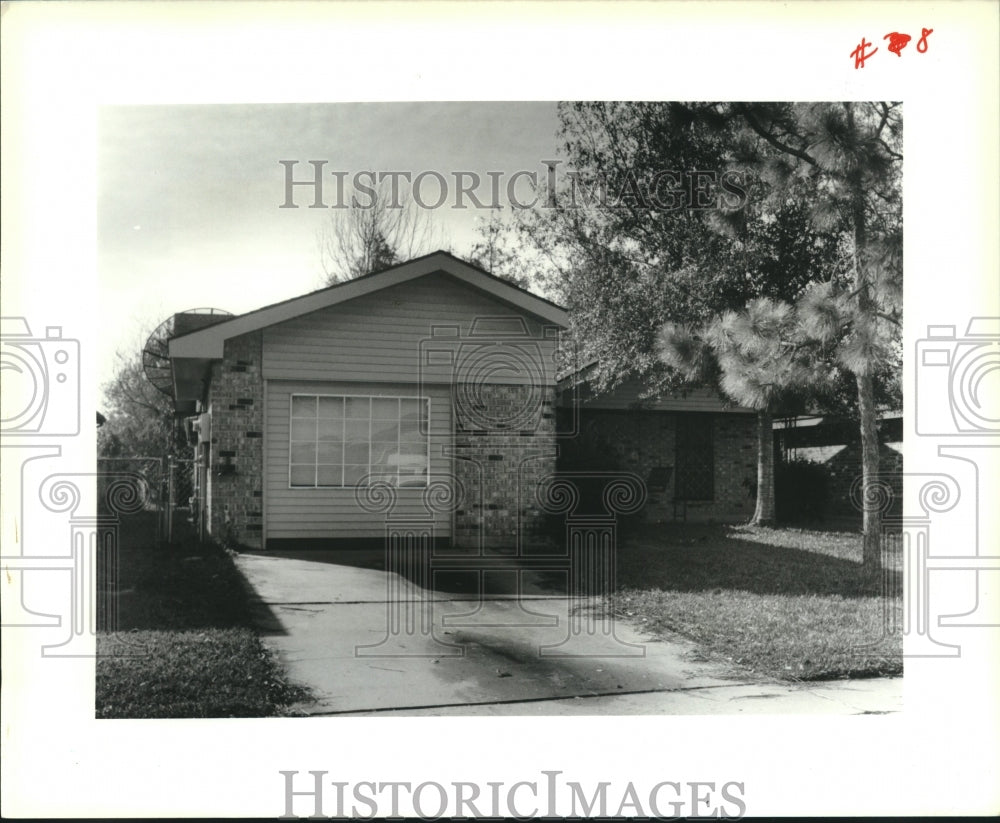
234 549 902 716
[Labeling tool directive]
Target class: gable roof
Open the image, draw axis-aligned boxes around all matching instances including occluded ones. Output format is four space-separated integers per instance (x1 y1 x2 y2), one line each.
169 250 567 360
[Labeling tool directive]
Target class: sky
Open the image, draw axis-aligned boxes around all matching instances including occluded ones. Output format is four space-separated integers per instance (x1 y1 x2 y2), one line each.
97 102 563 384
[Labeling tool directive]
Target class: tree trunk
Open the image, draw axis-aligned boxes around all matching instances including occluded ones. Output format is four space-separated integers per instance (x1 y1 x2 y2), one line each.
752 409 775 526
847 144 883 582
857 370 883 580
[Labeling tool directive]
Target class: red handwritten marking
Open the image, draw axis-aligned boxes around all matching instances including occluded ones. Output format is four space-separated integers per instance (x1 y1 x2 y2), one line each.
883 32 912 56
916 27 933 53
851 37 878 69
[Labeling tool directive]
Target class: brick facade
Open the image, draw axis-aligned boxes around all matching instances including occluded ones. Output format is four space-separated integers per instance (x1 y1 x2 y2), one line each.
452 383 557 549
206 331 264 548
566 409 757 523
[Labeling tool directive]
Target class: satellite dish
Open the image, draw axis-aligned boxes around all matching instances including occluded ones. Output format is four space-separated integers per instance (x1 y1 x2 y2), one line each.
142 308 233 397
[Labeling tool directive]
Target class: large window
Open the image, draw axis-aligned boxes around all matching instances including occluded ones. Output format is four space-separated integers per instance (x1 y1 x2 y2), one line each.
289 395 430 488
675 414 714 501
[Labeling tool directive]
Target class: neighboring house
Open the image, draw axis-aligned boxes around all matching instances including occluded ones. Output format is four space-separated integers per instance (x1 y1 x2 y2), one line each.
168 251 567 550
775 411 904 523
557 367 758 523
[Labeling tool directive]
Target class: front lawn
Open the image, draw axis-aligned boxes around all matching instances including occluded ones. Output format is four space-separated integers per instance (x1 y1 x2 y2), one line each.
96 513 307 718
610 524 902 681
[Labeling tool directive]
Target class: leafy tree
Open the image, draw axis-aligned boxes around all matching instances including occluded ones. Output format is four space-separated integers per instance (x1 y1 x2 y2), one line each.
318 178 439 283
98 347 181 458
501 103 846 526
514 102 845 392
507 101 900 576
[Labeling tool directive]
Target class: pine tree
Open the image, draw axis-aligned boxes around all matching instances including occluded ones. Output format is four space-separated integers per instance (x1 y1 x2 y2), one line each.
659 298 827 525
725 102 903 577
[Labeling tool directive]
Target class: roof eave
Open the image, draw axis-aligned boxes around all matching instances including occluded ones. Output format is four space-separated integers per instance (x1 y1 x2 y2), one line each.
167 252 568 360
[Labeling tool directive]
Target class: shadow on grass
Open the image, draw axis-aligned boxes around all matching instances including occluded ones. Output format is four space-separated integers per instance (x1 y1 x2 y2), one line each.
97 512 307 718
239 543 571 598
617 523 900 599
247 524 897 602
99 512 288 635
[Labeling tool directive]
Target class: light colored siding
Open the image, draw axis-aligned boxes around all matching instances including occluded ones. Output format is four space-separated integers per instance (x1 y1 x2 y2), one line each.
561 376 755 413
262 272 559 386
265 379 453 540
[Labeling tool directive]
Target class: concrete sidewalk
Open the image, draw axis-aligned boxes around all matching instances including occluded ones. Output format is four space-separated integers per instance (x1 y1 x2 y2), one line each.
235 550 902 716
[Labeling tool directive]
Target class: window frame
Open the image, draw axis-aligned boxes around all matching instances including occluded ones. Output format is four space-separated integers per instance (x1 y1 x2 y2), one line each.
287 392 431 489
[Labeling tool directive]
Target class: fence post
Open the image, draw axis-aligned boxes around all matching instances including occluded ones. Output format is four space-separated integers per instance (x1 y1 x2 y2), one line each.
166 455 174 543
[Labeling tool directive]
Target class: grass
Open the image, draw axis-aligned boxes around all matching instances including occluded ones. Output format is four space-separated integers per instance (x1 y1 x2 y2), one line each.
609 523 903 682
96 513 307 718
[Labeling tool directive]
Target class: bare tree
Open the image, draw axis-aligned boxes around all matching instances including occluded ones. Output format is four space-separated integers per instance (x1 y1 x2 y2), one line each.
317 178 439 284
466 208 532 289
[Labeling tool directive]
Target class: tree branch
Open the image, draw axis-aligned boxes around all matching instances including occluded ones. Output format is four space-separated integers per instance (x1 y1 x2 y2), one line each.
736 106 818 168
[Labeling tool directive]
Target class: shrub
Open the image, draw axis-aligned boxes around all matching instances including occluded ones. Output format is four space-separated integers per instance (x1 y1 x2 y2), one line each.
776 458 830 524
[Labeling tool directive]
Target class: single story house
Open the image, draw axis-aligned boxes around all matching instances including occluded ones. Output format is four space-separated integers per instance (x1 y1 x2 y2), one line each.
167 251 759 549
557 366 758 523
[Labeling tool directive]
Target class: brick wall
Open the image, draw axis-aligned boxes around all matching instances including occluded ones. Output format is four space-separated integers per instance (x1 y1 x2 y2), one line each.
564 409 757 523
452 383 557 549
207 331 264 548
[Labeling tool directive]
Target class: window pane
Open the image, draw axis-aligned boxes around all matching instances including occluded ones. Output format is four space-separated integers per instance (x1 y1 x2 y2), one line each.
317 417 343 440
291 419 315 441
290 465 315 486
371 397 399 419
317 465 343 486
345 441 368 464
398 440 426 457
371 418 397 441
343 464 368 485
399 398 421 420
396 454 427 478
318 396 343 418
345 397 370 418
399 416 420 439
398 456 428 486
370 442 398 468
291 396 316 418
317 442 343 463
344 418 369 441
368 469 397 486
291 443 316 464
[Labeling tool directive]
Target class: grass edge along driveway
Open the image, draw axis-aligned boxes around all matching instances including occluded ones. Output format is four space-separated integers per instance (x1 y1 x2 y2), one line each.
96 515 307 719
608 524 902 682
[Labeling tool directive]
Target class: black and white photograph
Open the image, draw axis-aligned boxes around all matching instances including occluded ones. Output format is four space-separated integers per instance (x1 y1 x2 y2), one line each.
93 100 905 727
2 2 998 819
